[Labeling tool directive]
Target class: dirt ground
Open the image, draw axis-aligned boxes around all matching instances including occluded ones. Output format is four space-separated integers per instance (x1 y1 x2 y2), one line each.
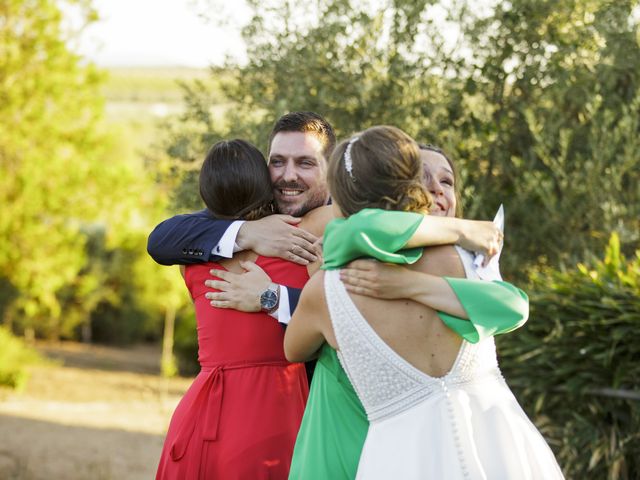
0 342 193 480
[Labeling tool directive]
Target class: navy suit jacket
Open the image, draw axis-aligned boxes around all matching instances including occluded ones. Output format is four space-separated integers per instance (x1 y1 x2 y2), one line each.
147 209 302 312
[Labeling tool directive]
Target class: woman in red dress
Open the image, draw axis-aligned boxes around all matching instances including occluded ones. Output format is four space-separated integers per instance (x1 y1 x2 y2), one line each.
155 140 328 479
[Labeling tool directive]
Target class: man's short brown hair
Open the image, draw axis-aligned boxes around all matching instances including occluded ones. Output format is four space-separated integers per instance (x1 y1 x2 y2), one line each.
268 111 336 159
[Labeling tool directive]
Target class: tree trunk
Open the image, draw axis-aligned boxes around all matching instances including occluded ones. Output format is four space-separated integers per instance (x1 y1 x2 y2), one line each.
81 319 92 343
161 306 177 378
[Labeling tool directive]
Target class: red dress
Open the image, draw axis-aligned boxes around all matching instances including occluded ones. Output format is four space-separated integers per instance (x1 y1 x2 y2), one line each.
156 257 310 480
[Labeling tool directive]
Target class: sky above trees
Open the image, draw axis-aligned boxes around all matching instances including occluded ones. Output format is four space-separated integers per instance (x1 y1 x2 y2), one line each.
75 0 248 67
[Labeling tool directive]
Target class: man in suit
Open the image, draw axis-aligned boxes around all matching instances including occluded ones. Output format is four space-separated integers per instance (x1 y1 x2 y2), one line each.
147 111 336 324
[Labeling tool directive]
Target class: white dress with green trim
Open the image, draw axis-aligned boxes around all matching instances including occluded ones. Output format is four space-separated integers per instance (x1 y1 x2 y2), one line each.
322 212 564 480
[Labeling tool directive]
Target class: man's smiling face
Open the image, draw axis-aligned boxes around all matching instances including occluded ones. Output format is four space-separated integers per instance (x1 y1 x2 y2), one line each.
268 131 330 217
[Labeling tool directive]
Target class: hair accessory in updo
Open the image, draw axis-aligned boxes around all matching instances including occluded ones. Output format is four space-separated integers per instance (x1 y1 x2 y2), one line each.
343 137 359 180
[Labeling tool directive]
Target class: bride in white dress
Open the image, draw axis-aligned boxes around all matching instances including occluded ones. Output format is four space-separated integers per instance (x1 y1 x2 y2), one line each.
284 125 564 479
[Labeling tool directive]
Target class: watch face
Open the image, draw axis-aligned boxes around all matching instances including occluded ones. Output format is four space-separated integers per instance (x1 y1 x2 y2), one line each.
260 290 278 311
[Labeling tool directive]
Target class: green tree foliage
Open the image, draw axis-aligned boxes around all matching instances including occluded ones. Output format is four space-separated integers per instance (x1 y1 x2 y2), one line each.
444 0 640 274
1 0 104 336
0 326 43 390
168 0 640 278
173 309 199 374
498 234 640 478
0 0 189 346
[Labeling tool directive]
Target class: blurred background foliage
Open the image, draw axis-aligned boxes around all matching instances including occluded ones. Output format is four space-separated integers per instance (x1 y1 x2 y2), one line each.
0 0 191 373
1 0 639 477
167 0 640 275
499 233 639 479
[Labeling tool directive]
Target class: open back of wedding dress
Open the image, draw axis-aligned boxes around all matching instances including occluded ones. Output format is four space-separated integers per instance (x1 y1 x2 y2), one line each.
325 248 564 479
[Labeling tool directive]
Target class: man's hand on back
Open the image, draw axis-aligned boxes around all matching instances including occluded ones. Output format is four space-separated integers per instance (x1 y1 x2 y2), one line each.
235 215 319 265
205 261 271 312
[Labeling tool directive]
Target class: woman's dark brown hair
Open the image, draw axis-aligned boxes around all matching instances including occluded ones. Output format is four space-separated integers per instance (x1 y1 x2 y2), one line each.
199 139 275 220
327 126 433 216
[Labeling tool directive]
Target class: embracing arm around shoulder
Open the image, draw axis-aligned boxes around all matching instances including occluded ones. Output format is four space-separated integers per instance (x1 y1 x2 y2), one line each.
147 210 235 266
284 271 330 363
340 261 467 318
148 210 320 267
201 206 330 317
236 214 320 265
327 210 502 268
406 216 502 263
272 206 334 322
340 259 529 341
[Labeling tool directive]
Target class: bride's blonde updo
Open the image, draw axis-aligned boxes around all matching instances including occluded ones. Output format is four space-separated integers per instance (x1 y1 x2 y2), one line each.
327 125 433 216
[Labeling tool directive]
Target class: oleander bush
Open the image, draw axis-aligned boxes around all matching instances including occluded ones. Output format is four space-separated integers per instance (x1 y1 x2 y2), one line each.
498 234 640 479
0 326 43 391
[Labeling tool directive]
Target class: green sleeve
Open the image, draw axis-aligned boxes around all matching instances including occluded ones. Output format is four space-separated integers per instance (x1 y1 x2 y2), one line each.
322 208 424 270
438 279 529 343
320 208 529 343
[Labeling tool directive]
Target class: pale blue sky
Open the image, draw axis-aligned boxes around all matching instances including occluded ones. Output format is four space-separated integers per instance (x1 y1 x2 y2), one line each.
78 0 248 67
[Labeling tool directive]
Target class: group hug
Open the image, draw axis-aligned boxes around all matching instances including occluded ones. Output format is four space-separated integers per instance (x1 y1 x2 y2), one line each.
147 111 565 479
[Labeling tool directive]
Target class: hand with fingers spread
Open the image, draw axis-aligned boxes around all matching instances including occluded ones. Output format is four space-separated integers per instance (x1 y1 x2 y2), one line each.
236 214 319 265
457 221 503 267
205 261 271 311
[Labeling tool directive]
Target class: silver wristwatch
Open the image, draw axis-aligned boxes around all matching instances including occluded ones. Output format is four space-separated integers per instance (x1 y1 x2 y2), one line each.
259 283 280 313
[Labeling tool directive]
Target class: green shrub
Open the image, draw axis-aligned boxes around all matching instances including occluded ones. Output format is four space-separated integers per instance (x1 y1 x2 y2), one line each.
173 309 199 376
498 234 640 479
0 327 43 390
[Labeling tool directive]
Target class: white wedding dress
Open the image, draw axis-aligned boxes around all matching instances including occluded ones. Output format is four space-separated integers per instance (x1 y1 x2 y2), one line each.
325 249 564 479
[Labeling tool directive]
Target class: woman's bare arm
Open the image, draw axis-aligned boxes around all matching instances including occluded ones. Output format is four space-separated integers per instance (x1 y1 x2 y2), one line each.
284 271 330 362
405 216 502 264
300 205 334 276
340 261 467 318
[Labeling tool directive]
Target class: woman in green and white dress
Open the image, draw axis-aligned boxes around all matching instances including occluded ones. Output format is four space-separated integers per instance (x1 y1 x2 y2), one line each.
285 128 563 479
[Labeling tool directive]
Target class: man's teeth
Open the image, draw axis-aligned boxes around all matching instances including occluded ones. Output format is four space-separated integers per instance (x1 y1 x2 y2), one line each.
280 189 303 196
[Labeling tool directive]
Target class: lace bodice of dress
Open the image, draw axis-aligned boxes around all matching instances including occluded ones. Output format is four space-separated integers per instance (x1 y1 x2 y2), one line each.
324 269 503 422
